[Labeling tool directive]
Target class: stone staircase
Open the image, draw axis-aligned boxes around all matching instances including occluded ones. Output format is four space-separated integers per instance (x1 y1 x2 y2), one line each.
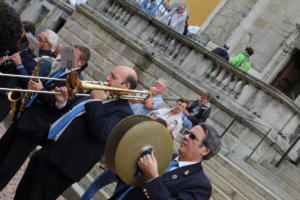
63 152 300 200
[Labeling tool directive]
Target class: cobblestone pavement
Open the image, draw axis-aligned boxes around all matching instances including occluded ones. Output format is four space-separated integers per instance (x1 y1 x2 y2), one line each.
0 123 66 200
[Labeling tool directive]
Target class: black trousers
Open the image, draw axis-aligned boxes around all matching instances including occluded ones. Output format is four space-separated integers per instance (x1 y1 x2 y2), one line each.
0 95 10 122
14 145 74 200
0 128 37 190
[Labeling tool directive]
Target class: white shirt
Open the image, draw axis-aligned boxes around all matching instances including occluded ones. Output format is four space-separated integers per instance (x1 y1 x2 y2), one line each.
169 156 198 171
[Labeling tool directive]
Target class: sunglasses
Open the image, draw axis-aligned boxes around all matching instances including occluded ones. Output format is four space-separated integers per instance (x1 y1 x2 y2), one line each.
184 124 209 146
184 131 199 141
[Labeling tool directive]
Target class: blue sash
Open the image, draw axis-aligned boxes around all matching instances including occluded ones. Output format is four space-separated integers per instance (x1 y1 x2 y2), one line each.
47 99 95 140
25 69 66 107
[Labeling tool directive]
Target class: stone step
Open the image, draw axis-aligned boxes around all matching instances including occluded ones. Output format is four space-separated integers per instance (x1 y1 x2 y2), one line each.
274 160 300 185
203 164 249 200
204 158 266 200
247 159 300 200
280 159 300 175
260 160 300 191
211 183 232 200
214 154 281 200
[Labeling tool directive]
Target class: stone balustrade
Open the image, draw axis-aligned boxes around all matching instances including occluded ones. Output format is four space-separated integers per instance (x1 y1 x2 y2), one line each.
52 0 300 161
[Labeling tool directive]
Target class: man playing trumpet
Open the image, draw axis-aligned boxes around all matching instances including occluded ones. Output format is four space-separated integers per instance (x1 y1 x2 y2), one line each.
14 66 138 200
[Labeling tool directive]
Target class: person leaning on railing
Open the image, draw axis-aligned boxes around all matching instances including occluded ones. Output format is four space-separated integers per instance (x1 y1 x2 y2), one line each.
159 3 188 34
230 47 254 72
139 0 159 17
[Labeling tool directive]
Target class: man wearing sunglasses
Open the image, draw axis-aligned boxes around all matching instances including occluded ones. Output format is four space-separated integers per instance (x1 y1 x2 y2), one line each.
110 124 221 200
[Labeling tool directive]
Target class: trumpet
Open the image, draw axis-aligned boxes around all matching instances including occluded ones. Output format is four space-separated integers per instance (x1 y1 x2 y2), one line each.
2 71 151 101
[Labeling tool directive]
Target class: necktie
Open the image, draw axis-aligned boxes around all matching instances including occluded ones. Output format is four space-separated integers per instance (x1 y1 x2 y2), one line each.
25 69 66 108
165 160 179 172
47 99 94 140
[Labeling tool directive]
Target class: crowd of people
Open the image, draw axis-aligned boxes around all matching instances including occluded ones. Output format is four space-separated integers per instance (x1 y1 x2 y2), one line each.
0 1 223 200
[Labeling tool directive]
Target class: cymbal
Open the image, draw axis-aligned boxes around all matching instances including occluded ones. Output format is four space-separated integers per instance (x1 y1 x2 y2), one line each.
105 115 173 187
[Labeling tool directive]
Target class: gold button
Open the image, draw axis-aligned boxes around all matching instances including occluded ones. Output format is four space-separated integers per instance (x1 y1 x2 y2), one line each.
143 188 147 192
184 170 190 176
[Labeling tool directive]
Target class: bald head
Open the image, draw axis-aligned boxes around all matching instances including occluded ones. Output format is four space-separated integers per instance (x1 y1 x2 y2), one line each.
106 66 138 89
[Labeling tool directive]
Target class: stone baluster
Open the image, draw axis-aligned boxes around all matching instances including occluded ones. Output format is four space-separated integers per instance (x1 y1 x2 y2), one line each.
117 7 127 21
114 6 123 20
221 71 233 89
227 74 238 93
107 2 118 16
123 12 132 25
148 31 156 44
233 79 245 98
103 1 113 14
177 46 190 65
153 31 163 46
164 36 173 51
171 42 183 60
204 63 215 78
215 68 226 85
157 33 167 49
237 84 257 106
167 39 177 55
208 64 220 81
160 35 169 51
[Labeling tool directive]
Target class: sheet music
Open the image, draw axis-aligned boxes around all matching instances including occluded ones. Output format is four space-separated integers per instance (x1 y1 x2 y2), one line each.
61 47 76 70
26 32 39 57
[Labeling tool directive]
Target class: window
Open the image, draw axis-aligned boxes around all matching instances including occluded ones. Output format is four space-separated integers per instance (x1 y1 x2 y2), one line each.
271 49 300 100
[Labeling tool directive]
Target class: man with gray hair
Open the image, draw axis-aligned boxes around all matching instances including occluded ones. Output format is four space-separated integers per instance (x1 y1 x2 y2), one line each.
159 3 188 34
110 124 221 199
10 29 59 77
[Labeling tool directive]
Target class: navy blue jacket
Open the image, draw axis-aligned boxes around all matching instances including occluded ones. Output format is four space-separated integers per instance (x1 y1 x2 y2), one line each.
112 162 212 200
47 97 133 181
187 100 211 125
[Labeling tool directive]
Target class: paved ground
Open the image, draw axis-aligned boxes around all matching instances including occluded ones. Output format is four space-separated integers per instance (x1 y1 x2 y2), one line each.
0 122 65 200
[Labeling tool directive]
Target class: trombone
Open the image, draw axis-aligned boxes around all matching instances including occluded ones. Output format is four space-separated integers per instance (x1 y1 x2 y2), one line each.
1 71 151 101
0 72 104 85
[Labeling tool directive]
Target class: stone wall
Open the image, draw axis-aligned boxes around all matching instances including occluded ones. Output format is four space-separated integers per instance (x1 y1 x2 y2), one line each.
203 0 257 44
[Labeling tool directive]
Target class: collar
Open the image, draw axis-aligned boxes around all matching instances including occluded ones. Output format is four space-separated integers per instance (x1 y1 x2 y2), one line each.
174 156 198 168
39 49 52 56
203 102 210 108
